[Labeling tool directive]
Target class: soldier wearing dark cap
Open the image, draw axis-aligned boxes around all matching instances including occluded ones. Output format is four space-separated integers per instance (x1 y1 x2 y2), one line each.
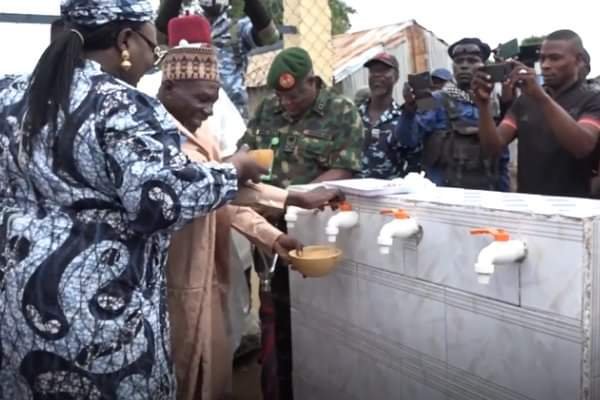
359 52 419 179
395 37 510 191
238 46 363 400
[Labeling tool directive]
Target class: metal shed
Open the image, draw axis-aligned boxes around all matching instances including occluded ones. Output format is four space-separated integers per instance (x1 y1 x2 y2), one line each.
246 20 452 114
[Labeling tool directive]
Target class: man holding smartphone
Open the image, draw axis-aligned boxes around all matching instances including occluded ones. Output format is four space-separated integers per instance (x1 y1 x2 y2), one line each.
473 30 600 197
359 52 419 179
395 38 510 191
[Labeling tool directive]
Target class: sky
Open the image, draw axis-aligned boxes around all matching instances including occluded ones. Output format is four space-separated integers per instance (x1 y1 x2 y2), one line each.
0 0 597 75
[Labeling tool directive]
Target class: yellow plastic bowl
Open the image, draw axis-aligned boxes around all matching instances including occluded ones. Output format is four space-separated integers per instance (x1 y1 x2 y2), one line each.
288 245 343 278
248 149 274 170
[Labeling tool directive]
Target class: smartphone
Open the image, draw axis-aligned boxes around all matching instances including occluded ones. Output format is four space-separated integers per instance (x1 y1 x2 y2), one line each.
408 72 436 111
479 63 513 83
408 72 433 92
496 39 519 61
518 44 541 68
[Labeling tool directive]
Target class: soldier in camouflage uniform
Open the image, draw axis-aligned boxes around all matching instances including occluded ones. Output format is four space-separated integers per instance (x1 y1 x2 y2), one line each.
241 50 363 187
156 0 280 119
238 47 363 400
359 52 420 179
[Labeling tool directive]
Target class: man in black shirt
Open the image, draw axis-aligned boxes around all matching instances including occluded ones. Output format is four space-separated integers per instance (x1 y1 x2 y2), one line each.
473 29 600 197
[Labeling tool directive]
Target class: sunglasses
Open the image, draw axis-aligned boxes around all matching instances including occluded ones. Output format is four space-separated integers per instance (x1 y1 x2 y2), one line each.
134 30 167 66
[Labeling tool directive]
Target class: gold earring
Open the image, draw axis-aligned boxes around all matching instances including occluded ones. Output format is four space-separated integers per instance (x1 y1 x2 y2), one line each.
120 50 132 71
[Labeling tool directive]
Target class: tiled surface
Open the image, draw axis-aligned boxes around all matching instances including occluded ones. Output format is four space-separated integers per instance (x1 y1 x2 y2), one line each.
355 268 446 361
416 217 520 305
338 211 396 272
293 373 361 400
291 308 362 397
288 191 594 400
592 220 600 383
289 260 358 326
592 376 600 399
287 208 334 246
519 230 584 319
354 356 447 400
446 305 581 400
292 306 448 400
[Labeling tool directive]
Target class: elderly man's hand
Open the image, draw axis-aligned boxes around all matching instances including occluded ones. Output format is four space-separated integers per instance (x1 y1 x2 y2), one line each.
286 188 345 210
229 146 269 184
273 234 303 263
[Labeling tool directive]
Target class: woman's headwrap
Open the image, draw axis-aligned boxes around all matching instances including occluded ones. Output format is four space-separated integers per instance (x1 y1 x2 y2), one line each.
60 0 154 27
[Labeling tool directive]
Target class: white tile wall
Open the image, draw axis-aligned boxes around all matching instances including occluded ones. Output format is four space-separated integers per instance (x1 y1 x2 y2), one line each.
287 189 598 400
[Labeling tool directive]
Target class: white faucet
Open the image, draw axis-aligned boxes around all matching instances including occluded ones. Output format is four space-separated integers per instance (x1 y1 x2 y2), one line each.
325 202 359 243
285 206 315 229
377 209 421 255
470 228 527 285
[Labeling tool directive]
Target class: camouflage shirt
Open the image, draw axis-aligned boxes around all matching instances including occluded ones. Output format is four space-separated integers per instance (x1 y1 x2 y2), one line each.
239 85 364 188
182 2 258 119
359 99 416 179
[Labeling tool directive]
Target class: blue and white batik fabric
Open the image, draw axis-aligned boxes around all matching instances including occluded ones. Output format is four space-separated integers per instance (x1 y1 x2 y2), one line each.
61 0 155 26
211 14 257 119
0 60 238 399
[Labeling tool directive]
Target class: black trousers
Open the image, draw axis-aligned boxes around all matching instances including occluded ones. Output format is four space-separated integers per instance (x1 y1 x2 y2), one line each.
254 219 293 400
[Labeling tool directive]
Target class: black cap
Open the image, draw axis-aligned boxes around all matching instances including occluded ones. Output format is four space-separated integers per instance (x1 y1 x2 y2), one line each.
448 38 491 61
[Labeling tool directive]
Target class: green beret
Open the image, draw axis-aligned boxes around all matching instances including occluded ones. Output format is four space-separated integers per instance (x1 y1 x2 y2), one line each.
267 47 313 91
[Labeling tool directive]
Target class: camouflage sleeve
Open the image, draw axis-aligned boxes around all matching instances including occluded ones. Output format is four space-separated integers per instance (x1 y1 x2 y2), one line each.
255 21 280 46
327 98 364 172
237 98 264 150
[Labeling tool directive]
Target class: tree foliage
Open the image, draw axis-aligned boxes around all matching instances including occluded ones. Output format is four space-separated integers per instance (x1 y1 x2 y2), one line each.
230 0 355 35
521 36 546 46
329 0 355 35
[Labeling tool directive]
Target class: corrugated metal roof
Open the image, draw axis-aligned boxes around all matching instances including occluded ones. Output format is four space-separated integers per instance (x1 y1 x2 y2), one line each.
246 20 449 88
332 20 414 81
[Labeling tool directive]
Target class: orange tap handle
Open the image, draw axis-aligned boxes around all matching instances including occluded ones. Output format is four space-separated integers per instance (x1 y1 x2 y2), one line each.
470 228 510 241
380 208 410 219
339 201 353 211
327 201 352 211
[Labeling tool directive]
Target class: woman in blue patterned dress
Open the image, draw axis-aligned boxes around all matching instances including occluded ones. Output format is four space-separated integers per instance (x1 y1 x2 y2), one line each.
0 0 265 398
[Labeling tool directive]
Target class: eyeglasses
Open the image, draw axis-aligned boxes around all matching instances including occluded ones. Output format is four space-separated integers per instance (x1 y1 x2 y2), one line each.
134 30 167 66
